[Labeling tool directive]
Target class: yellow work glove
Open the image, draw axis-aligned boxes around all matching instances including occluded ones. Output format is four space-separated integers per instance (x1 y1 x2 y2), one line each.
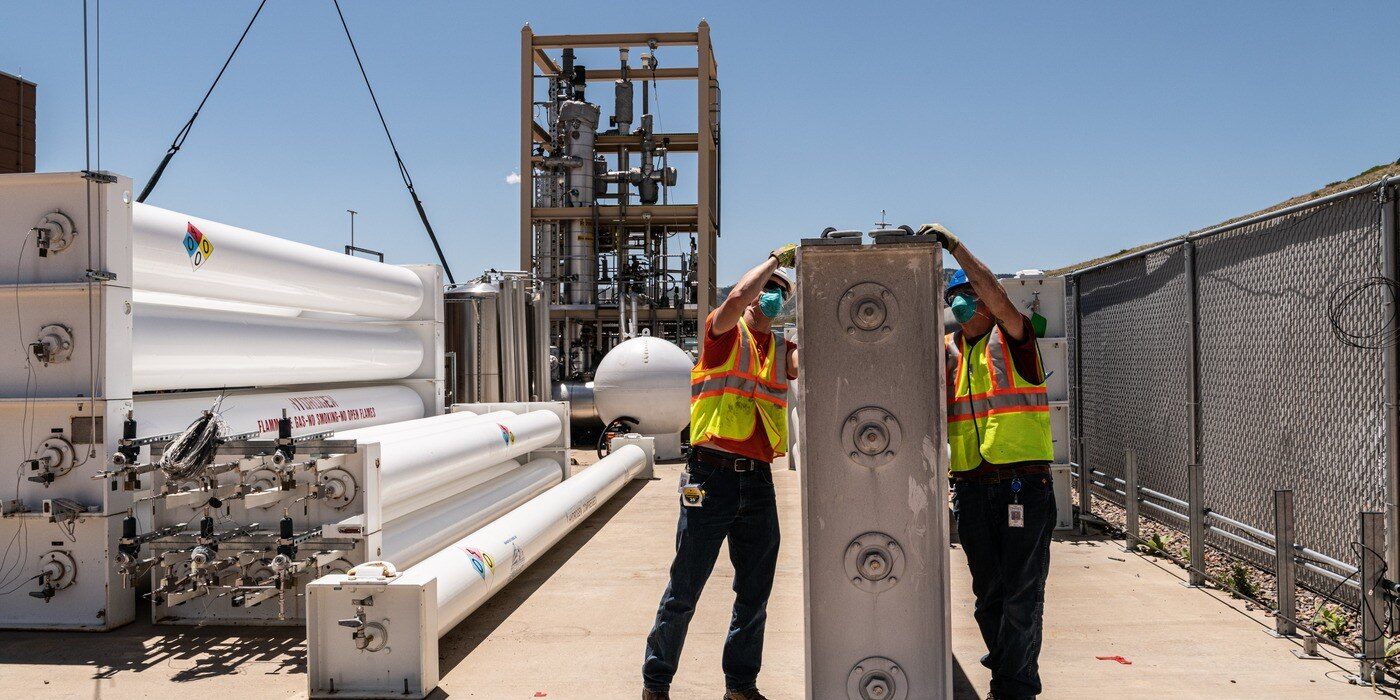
917 223 960 253
770 243 798 267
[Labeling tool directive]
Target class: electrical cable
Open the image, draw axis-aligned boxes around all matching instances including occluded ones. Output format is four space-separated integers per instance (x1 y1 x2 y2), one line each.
330 0 456 283
136 0 268 203
0 573 44 598
1329 276 1400 349
1343 540 1393 647
0 230 38 594
82 0 90 171
597 416 639 459
95 0 100 173
76 0 101 468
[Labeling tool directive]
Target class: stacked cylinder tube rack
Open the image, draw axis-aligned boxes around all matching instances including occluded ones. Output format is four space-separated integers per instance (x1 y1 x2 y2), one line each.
306 439 652 698
0 171 446 629
143 404 569 625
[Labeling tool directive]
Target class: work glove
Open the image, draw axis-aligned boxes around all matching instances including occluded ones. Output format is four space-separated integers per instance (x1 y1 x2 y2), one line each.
917 223 960 253
770 243 798 268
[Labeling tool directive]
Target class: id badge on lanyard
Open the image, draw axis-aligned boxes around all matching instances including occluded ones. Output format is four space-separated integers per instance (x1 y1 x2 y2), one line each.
1008 477 1024 528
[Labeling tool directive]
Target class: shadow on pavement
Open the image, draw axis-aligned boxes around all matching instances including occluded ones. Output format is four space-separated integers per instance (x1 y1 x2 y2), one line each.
0 601 305 681
434 480 647 681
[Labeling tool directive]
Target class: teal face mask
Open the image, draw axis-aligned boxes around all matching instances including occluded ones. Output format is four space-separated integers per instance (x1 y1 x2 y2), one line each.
759 290 785 318
950 293 978 324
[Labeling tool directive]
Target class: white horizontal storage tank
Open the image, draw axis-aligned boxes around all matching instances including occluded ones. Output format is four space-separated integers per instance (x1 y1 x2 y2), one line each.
132 203 425 319
132 304 424 391
134 289 303 317
329 409 510 441
379 457 562 567
307 444 650 698
337 410 562 521
593 335 693 459
135 385 426 438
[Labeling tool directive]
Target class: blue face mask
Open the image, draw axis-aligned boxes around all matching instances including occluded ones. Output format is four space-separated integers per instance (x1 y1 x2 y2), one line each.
950 293 978 324
759 290 785 318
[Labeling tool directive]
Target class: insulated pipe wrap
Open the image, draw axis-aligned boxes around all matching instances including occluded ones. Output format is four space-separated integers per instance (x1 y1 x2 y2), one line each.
131 303 424 391
132 203 425 319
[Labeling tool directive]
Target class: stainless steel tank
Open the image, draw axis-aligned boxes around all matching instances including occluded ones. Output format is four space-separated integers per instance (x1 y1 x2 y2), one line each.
445 282 501 403
529 289 552 400
494 276 531 402
559 100 600 305
553 380 603 434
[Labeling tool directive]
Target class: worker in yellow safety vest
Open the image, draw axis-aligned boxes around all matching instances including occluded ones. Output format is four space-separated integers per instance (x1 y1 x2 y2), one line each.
642 246 799 700
919 223 1056 700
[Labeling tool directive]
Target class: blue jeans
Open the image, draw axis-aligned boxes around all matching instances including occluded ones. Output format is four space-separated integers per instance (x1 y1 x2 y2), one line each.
642 455 780 693
952 472 1056 700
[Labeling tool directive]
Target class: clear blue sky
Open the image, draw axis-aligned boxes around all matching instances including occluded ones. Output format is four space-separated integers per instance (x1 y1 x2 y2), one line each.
5 1 1397 282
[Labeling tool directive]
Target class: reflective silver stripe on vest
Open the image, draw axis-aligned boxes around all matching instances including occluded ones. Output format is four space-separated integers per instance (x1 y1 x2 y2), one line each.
753 327 789 403
948 392 1045 418
945 328 1048 414
692 320 760 398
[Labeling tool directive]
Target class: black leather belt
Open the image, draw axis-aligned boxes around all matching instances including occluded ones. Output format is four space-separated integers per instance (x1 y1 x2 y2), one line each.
691 446 769 473
953 464 1051 484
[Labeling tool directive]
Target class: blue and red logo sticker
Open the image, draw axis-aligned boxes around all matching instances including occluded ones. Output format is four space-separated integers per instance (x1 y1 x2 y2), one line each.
459 546 495 579
182 222 215 271
497 424 516 446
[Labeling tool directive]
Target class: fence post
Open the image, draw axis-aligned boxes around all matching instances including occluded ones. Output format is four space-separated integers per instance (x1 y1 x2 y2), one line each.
1072 277 1091 534
1358 511 1386 684
1123 449 1139 552
1272 490 1296 637
1380 183 1400 579
1185 462 1206 587
1183 241 1205 588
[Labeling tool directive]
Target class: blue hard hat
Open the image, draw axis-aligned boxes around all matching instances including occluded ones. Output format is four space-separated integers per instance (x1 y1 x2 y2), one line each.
945 269 971 299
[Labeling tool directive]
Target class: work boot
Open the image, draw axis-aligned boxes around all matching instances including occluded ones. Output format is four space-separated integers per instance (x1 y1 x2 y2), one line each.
723 690 769 700
642 690 670 700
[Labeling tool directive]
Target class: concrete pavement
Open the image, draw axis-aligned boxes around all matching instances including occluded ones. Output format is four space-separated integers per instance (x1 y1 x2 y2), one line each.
0 452 1383 699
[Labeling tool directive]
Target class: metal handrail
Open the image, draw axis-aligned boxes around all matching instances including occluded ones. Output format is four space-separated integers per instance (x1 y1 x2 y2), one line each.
1138 486 1188 510
1206 511 1276 544
1207 524 1275 557
1078 468 1362 581
1089 468 1190 509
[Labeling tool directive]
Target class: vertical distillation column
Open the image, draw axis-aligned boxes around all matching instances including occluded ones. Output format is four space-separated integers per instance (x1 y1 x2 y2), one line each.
796 234 952 699
560 100 599 306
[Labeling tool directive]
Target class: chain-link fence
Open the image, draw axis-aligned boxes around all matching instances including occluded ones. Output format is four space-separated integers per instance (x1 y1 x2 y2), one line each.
1069 179 1397 608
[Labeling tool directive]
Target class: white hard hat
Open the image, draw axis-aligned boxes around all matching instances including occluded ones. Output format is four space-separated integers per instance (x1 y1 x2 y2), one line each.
769 268 793 294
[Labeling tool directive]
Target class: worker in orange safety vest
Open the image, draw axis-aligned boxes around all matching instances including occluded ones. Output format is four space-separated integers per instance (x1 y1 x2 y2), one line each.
642 245 798 700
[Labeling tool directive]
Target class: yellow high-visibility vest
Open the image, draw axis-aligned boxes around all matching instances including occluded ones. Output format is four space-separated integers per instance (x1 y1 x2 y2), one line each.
690 318 789 454
945 327 1054 472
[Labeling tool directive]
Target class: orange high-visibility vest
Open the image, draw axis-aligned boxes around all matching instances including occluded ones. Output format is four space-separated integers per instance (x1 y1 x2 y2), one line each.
945 327 1054 472
690 318 789 454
